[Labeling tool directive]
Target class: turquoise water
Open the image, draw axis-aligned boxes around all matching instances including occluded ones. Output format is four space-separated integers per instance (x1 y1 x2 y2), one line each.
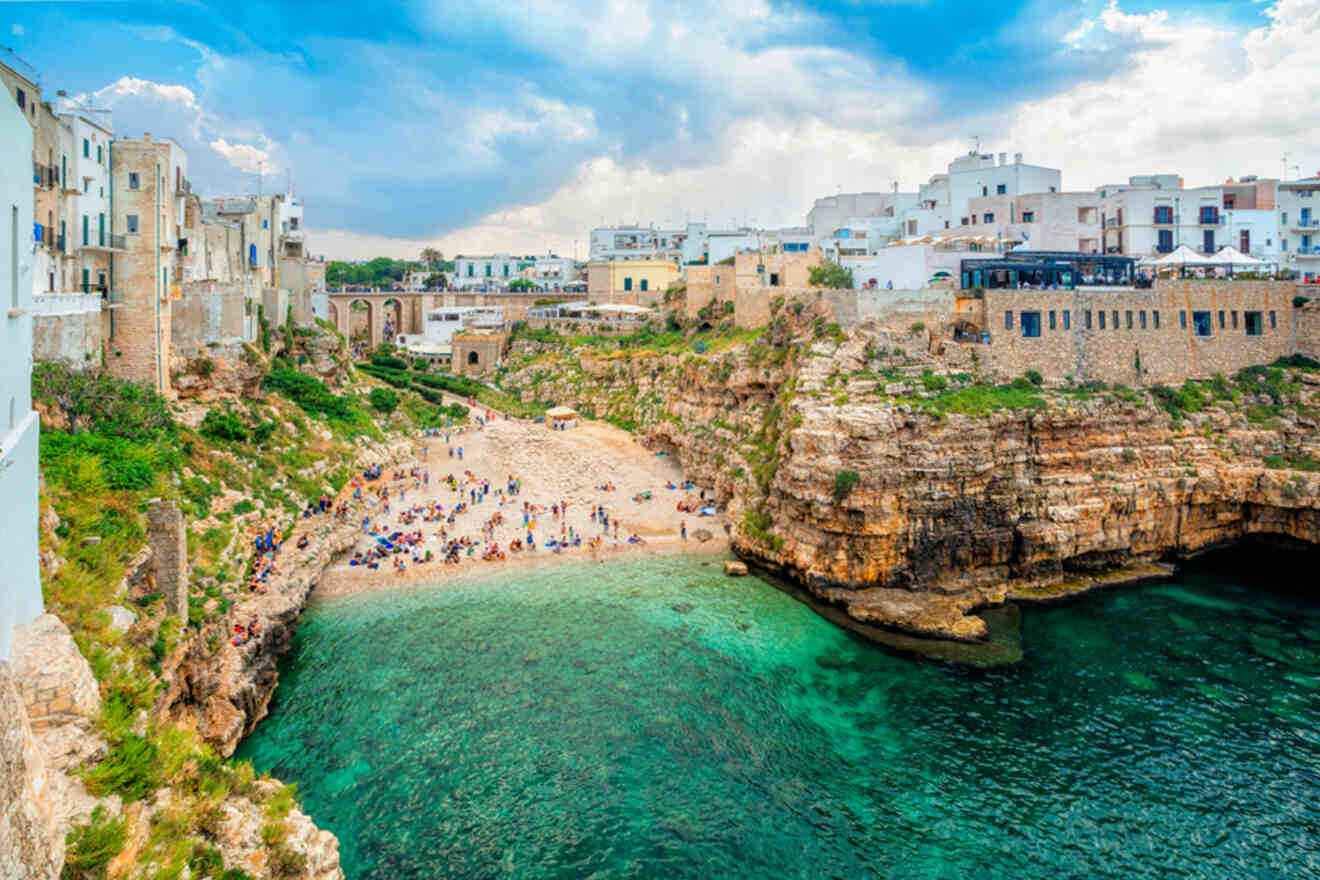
237 553 1320 879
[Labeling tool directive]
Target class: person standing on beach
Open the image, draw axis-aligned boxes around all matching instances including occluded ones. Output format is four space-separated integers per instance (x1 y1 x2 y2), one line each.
681 521 687 541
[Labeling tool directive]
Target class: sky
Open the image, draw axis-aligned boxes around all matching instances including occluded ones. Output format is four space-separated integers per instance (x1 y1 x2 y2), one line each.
3 0 1318 261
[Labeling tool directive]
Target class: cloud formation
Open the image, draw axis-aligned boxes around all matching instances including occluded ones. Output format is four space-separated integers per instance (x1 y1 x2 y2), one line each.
9 0 1317 261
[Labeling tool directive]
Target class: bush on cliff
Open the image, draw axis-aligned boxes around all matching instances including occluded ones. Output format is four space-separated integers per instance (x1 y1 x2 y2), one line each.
200 408 250 443
369 387 400 413
63 805 128 876
263 368 363 426
32 360 173 439
833 470 861 503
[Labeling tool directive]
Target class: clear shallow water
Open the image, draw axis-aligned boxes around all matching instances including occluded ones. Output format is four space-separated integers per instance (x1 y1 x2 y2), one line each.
237 554 1320 879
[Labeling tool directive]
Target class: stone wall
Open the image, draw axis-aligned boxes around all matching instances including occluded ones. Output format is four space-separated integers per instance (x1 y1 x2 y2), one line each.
1295 301 1320 360
0 661 61 880
732 287 955 333
172 281 246 356
452 333 508 375
524 317 648 334
148 501 189 622
981 280 1296 385
30 294 102 366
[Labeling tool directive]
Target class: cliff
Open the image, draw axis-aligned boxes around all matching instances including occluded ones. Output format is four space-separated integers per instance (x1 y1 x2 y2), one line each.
500 316 1320 642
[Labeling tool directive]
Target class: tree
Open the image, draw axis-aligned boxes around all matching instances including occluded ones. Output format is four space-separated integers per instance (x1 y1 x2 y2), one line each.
508 279 537 292
31 360 173 439
420 247 443 268
808 261 854 289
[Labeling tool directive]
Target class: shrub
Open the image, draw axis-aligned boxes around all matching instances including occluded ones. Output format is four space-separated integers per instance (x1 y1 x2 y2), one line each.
368 387 400 413
1011 377 1034 391
370 353 410 371
232 499 255 516
1273 354 1320 371
910 322 926 334
63 805 127 876
920 371 948 393
722 300 735 315
808 261 854 289
833 470 861 503
41 432 178 492
1024 370 1044 387
412 357 430 371
32 360 174 440
263 368 362 424
83 733 161 803
200 408 250 443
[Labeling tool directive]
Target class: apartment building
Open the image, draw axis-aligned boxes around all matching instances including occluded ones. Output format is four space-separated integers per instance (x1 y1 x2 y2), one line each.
1100 175 1280 262
1278 176 1320 282
1 81 42 661
586 258 679 302
954 191 1102 253
452 254 529 288
107 133 189 392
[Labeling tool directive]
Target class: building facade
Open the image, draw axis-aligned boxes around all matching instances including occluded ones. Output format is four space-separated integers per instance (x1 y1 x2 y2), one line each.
1278 177 1320 282
0 86 42 660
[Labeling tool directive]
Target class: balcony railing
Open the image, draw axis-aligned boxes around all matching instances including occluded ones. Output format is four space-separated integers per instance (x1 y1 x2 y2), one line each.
1294 218 1318 229
1197 215 1222 225
85 234 128 251
33 162 58 188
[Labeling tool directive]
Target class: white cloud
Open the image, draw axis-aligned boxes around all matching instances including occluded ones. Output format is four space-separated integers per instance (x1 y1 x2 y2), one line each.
209 138 272 174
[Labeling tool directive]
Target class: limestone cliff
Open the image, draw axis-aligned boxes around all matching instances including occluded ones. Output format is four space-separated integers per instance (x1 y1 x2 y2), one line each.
501 316 1320 641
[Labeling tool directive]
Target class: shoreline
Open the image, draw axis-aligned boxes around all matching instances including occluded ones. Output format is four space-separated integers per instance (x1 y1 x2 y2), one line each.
312 533 733 601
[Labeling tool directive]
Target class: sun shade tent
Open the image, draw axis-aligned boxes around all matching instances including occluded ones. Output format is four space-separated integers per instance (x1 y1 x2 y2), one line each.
1209 246 1267 266
546 406 578 428
1150 245 1218 266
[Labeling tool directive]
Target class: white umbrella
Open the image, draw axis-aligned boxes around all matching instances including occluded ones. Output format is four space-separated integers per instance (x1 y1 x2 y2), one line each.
1152 244 1215 266
1210 246 1265 266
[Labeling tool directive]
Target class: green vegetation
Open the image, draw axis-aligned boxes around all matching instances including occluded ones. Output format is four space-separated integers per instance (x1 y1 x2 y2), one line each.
83 732 161 803
902 382 1048 418
63 805 128 878
833 470 861 503
807 261 854 289
32 360 173 438
325 257 417 288
1025 370 1044 387
263 368 373 435
1264 453 1320 472
368 387 400 413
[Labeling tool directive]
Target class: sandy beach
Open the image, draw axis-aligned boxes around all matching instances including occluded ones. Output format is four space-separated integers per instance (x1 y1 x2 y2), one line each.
316 411 728 598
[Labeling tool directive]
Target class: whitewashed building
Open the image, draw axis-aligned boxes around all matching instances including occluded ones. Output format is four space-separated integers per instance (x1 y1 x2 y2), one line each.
1279 176 1320 282
452 254 529 288
1 87 42 660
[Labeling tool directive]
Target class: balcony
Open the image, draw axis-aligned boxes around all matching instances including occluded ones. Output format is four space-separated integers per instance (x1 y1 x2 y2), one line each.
1295 247 1320 260
33 163 58 189
83 234 128 253
34 226 54 248
1197 215 1223 226
1294 218 1318 230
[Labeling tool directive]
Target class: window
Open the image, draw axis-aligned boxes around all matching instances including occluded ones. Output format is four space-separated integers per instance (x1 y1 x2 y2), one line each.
1282 212 1288 224
982 186 988 197
263 219 268 229
466 263 473 276
97 145 102 164
1154 206 1174 224
1180 310 1187 329
82 214 88 246
1193 311 1212 336
1270 311 1277 329
1022 212 1035 223
1199 206 1219 224
640 279 648 292
1085 310 1092 329
83 138 90 158
1203 230 1215 254
1049 311 1056 330
1231 311 1238 330
1112 310 1119 331
624 277 633 291
1063 311 1071 330
1218 310 1225 329
126 214 139 233
1020 311 1041 338
1004 311 1013 331
1244 311 1263 336
1139 311 1146 329
984 213 995 224
129 172 140 190
1153 311 1160 329
484 264 491 276
1099 310 1106 329
81 268 90 294
15 88 24 110
1157 230 1174 253
1126 310 1133 329
997 184 1007 195
769 273 779 286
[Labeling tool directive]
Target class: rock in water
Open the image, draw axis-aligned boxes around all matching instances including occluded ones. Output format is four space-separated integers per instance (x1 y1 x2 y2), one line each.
693 529 713 543
724 561 749 576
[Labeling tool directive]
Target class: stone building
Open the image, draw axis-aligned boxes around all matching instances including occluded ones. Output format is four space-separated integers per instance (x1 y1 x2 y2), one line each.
106 133 189 394
0 85 42 661
451 333 508 375
586 258 679 304
977 280 1298 385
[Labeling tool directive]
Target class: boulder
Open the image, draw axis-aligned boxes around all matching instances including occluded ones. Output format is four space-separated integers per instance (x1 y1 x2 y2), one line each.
723 560 749 576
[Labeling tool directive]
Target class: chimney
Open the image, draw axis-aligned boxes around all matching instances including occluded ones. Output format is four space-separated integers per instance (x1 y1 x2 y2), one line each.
1014 152 1023 164
999 152 1007 166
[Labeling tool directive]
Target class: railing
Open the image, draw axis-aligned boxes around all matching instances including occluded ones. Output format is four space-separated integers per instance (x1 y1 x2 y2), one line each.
1197 215 1222 225
33 163 58 188
1295 218 1318 228
1152 213 1174 225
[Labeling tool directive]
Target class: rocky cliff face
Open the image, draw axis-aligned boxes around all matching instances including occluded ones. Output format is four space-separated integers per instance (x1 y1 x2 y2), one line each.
161 438 412 756
502 318 1320 641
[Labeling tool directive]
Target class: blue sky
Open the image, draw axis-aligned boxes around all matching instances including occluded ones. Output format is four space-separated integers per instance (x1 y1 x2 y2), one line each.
4 0 1316 259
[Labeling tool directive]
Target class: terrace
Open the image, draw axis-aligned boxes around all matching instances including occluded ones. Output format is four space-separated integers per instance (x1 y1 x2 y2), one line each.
960 252 1137 291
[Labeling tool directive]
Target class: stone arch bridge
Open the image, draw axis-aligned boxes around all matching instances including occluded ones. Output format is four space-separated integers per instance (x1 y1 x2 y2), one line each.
326 291 432 349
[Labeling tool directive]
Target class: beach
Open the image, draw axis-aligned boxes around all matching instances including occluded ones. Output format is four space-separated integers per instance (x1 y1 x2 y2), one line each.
315 412 728 598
